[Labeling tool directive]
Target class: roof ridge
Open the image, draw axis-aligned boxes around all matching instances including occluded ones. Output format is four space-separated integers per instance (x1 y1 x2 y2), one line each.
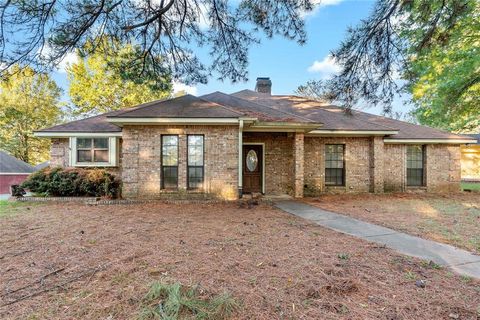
109 94 246 118
194 94 246 117
207 91 316 123
108 96 172 117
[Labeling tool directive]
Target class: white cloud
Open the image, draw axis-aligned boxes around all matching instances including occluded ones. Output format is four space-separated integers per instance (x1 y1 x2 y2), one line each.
307 55 341 78
57 51 79 73
173 81 198 95
302 0 344 18
37 44 78 73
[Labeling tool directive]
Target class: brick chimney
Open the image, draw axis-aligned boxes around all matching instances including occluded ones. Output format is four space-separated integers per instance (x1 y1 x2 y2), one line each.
255 77 272 95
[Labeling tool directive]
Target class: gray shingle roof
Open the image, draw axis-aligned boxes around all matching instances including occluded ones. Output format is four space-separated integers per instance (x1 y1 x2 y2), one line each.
0 150 35 173
201 91 316 123
38 110 123 132
35 90 476 141
232 90 397 131
232 90 470 140
108 95 243 118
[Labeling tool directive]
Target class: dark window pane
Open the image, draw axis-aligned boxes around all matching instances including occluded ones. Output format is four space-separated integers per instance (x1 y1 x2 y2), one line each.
187 136 204 188
77 150 92 162
94 138 108 149
325 168 344 186
325 144 344 186
188 167 204 189
162 167 178 188
77 138 92 149
407 145 424 186
94 150 109 162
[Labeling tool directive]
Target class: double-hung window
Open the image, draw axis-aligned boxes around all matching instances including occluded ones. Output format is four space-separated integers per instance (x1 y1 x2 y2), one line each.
76 138 109 163
161 135 179 189
407 145 425 186
325 144 345 186
187 135 204 189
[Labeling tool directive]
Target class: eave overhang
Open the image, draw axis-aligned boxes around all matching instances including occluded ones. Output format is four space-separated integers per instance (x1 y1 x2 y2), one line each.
106 117 256 126
384 138 477 144
34 131 123 138
306 129 399 137
244 122 322 133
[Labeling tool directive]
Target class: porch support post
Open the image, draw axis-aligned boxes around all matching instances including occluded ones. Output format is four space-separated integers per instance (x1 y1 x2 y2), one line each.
370 136 385 193
238 120 243 198
293 132 305 198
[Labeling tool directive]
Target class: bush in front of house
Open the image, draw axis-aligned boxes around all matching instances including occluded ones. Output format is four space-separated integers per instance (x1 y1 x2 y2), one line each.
21 167 121 198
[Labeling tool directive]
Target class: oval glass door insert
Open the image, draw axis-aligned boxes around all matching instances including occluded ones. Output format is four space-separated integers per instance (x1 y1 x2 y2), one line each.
246 150 258 172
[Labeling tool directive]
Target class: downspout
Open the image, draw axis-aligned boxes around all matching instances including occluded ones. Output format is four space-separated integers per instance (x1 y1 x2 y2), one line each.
238 119 243 198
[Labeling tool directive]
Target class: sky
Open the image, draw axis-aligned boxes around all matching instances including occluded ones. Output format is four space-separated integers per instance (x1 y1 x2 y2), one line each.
51 0 411 116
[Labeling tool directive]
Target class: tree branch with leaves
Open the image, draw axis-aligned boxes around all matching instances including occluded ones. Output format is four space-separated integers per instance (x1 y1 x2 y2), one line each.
0 0 314 84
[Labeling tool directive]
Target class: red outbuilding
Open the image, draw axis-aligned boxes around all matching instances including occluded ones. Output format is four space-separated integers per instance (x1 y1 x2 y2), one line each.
0 150 35 196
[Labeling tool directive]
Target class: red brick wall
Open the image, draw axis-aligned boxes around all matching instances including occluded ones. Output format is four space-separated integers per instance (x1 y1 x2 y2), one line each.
122 125 239 200
243 132 295 196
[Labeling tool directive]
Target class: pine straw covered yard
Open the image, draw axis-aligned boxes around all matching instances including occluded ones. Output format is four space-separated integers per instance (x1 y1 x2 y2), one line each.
305 193 480 254
0 202 479 319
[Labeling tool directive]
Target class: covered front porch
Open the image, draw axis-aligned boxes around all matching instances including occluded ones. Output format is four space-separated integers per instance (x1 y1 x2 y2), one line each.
239 132 305 198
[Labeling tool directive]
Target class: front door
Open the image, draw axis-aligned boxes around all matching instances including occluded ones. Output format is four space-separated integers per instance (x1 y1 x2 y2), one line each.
243 144 263 193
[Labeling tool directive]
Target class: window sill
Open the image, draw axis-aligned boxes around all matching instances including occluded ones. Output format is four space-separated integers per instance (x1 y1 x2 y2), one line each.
72 163 117 167
160 189 205 194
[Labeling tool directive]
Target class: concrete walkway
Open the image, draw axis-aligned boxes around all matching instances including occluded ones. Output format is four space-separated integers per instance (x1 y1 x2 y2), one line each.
275 200 480 279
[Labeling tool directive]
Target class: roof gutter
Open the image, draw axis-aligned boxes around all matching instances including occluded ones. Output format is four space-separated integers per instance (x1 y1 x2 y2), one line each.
106 117 256 126
0 172 33 175
244 122 322 133
307 130 399 136
34 132 123 138
384 138 478 144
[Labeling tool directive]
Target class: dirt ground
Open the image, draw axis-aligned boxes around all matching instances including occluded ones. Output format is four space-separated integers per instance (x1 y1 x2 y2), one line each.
0 201 479 319
305 193 480 253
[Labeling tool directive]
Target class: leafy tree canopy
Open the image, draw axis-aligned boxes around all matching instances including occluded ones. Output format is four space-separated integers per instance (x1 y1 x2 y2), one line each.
0 65 63 164
407 1 479 132
0 0 314 84
297 0 479 133
67 38 172 116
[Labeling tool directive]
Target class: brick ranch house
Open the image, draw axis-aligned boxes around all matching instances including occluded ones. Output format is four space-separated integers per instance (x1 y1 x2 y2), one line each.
35 78 477 200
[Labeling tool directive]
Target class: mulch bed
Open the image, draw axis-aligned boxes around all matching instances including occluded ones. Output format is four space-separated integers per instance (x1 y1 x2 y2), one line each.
0 202 479 319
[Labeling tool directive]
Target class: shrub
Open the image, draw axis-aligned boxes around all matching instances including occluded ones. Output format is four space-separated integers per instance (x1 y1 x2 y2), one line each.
21 167 121 198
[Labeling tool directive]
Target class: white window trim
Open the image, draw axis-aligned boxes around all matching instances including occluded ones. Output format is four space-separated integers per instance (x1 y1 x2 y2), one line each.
69 137 118 167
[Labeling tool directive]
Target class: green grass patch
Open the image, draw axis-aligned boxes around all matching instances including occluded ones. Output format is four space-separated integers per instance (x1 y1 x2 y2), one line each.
139 281 238 320
0 200 42 218
461 182 480 191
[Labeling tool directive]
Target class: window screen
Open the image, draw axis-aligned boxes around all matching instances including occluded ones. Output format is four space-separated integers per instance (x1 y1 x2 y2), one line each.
161 135 179 189
407 145 424 186
325 144 345 186
187 135 204 189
